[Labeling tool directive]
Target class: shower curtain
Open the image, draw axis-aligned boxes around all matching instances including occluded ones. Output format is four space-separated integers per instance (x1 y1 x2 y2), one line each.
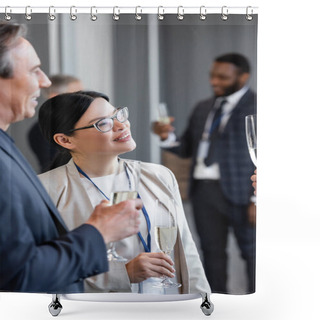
1 5 257 317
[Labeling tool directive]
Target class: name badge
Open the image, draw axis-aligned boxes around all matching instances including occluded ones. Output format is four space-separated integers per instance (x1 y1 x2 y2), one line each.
197 139 210 159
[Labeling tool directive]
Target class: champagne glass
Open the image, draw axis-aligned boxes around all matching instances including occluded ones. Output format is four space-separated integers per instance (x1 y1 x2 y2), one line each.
158 103 170 124
153 198 181 288
108 159 141 262
245 114 257 166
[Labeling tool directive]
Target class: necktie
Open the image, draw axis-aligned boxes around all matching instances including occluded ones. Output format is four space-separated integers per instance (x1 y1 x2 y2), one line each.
204 98 227 166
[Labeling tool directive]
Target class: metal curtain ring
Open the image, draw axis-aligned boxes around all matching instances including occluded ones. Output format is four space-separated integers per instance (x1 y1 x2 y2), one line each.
25 6 32 21
4 6 12 21
177 6 184 21
200 6 207 21
158 6 164 21
70 6 77 21
135 6 142 21
221 6 228 21
246 6 253 21
91 6 97 21
49 6 56 21
113 6 120 21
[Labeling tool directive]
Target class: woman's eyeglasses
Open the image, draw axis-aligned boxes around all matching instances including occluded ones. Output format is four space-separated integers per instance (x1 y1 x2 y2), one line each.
68 107 129 134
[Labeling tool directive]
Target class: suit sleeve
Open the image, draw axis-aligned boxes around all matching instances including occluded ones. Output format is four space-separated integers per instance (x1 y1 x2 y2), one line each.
29 224 108 293
0 166 108 293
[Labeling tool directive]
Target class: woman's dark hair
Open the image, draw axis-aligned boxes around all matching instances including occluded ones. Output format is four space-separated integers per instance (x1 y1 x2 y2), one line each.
38 90 109 169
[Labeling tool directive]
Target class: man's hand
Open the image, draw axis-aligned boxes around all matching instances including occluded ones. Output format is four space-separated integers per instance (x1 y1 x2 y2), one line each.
86 199 142 244
247 202 256 226
251 169 257 195
152 117 175 141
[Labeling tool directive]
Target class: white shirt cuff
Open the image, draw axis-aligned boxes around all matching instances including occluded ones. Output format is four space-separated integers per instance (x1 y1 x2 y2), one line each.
159 132 180 148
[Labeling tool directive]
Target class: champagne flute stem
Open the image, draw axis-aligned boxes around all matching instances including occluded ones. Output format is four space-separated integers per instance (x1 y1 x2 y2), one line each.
107 242 115 259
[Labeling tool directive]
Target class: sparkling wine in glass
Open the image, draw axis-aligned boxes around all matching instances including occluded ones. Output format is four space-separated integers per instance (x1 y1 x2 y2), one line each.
245 114 257 166
158 103 170 124
153 198 181 289
108 159 141 262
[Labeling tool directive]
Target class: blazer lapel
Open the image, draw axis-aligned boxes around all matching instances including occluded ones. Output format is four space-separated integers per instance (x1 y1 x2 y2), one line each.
136 162 190 293
0 131 68 233
66 159 96 211
220 89 252 135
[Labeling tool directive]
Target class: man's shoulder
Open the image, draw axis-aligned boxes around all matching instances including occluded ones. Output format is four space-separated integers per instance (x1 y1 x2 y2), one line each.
0 135 18 177
0 129 14 146
233 88 256 113
195 96 214 109
189 97 214 118
241 88 256 104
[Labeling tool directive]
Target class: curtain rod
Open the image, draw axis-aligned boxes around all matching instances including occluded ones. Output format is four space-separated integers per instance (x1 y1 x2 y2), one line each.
0 6 258 15
0 6 258 22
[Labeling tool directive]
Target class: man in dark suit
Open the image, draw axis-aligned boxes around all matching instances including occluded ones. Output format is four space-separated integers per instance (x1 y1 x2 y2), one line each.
0 21 141 293
153 53 256 294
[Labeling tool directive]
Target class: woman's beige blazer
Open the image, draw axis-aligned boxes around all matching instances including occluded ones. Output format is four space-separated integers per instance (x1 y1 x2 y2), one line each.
39 159 211 295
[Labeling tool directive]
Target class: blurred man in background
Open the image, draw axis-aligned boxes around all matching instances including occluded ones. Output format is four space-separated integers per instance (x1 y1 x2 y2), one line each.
153 53 256 293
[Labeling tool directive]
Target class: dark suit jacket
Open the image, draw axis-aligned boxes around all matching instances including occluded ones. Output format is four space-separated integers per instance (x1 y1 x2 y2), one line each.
167 89 256 205
0 129 108 293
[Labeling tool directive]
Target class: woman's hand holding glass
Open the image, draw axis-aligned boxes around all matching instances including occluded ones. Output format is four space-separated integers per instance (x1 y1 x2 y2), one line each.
153 198 181 289
125 252 175 283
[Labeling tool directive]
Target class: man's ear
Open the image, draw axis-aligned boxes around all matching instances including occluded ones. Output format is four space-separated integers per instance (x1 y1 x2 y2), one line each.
239 72 250 86
53 133 74 151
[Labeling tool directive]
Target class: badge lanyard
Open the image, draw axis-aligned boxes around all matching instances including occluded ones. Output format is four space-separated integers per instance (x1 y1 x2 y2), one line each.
74 162 151 253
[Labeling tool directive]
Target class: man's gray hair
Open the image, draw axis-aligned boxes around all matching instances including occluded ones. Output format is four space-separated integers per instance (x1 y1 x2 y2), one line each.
0 22 26 78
